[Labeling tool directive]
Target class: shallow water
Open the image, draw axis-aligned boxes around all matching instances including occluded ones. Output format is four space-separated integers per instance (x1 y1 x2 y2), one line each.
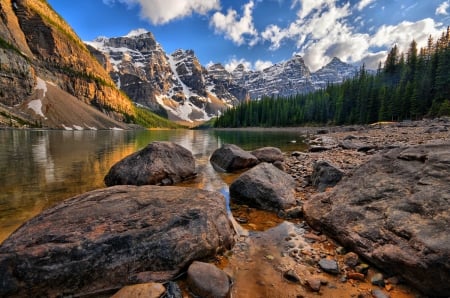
0 128 307 243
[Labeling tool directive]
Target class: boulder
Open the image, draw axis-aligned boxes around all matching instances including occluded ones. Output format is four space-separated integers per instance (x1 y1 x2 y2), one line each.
210 144 258 172
311 160 344 192
187 261 231 298
250 147 284 163
304 143 450 297
0 185 235 297
229 162 297 212
104 141 196 186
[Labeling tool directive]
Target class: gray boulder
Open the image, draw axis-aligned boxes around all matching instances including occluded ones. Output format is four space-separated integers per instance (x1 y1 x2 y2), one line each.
104 141 196 186
250 147 284 163
311 160 344 192
187 261 231 298
210 144 258 172
0 185 235 297
230 162 297 211
304 143 450 297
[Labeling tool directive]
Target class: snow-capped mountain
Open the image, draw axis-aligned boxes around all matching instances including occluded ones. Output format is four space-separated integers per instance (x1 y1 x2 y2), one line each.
86 31 243 123
311 57 359 90
87 30 358 122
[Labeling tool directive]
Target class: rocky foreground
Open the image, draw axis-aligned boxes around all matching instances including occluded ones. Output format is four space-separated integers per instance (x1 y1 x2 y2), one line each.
0 119 449 297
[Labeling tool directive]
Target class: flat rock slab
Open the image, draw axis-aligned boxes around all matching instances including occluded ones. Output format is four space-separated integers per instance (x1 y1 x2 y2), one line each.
0 185 235 297
104 141 196 186
304 143 450 297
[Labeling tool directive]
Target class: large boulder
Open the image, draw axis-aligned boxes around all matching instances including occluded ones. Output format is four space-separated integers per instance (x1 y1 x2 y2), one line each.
210 144 258 172
229 162 297 211
0 185 235 297
304 143 450 297
104 141 196 186
250 147 284 163
311 160 344 192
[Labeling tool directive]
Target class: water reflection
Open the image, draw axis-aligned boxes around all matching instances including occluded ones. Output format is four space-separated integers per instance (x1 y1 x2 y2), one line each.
0 129 307 243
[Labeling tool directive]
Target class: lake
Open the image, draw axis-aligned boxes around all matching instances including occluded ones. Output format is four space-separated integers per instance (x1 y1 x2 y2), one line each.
0 128 307 243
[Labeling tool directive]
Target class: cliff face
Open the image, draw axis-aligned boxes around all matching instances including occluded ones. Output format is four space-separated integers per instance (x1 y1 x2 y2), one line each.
88 32 246 123
0 0 135 129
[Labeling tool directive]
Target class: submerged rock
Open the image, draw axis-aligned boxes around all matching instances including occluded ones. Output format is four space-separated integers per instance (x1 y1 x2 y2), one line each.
210 144 258 172
0 185 235 297
104 141 196 186
230 162 297 212
304 143 450 297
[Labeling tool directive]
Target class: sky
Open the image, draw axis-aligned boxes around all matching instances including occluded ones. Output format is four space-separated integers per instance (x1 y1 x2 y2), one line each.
47 0 449 72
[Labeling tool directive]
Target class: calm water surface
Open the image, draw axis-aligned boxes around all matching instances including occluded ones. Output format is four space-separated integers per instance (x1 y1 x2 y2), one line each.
0 129 307 243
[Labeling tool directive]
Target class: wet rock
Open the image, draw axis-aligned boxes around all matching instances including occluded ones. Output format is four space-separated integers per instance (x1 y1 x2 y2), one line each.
210 144 258 172
111 283 166 298
230 162 297 212
304 143 450 297
187 261 231 298
0 185 235 297
318 259 339 275
311 160 344 192
251 147 284 163
104 141 196 186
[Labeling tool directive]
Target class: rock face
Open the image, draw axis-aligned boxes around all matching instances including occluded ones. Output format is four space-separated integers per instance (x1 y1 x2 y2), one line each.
187 261 231 298
0 0 136 128
0 185 235 297
210 144 258 172
104 141 196 186
230 162 297 211
303 143 450 297
87 32 244 123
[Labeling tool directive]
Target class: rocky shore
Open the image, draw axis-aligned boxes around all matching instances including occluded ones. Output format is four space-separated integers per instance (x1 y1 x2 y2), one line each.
0 118 449 297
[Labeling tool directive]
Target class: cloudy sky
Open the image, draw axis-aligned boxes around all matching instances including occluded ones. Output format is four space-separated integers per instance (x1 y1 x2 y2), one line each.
47 0 449 71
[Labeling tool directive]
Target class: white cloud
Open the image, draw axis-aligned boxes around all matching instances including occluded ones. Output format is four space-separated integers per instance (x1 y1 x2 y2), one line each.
254 60 273 71
356 0 375 11
436 1 450 15
210 1 259 46
103 0 220 25
223 58 272 72
291 0 334 19
224 58 252 72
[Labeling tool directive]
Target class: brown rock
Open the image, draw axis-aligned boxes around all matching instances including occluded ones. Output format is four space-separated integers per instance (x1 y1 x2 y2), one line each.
347 272 365 281
304 143 450 297
104 141 196 186
210 144 258 172
187 261 231 298
306 277 322 292
251 147 284 163
343 252 360 268
111 283 166 298
0 185 235 297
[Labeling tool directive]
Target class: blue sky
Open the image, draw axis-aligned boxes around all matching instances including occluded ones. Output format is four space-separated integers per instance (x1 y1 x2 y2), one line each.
47 0 449 71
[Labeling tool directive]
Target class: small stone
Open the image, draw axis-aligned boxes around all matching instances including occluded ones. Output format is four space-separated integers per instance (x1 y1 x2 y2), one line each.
355 263 370 274
347 272 365 281
335 246 346 255
187 261 231 298
318 259 339 275
371 273 385 287
306 277 322 292
283 269 301 284
343 252 359 268
265 255 274 260
371 289 390 298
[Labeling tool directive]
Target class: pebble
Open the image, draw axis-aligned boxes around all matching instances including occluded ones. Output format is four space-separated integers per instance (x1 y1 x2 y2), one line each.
283 269 301 284
371 273 385 287
318 258 340 275
347 272 365 281
306 277 322 292
371 289 390 298
343 252 359 268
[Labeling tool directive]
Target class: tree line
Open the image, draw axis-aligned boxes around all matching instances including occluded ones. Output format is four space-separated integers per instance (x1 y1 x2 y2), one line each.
214 27 450 128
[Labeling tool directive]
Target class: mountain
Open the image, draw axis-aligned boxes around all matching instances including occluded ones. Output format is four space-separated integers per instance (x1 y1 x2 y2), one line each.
231 56 358 100
87 32 246 124
0 0 145 129
311 57 359 90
